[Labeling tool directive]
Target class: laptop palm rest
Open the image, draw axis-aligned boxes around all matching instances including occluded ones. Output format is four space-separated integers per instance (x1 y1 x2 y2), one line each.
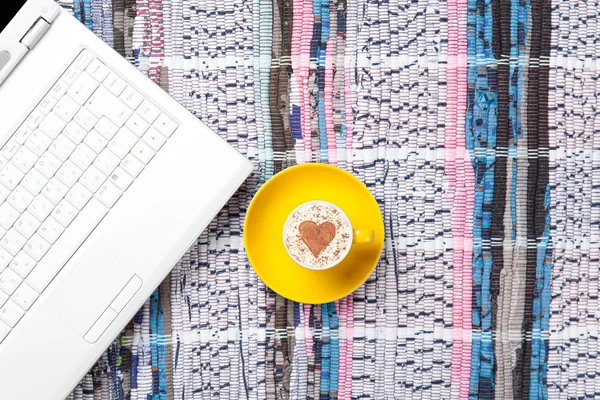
47 245 132 337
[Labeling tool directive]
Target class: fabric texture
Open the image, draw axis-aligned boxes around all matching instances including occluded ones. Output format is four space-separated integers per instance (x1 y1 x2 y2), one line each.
56 0 594 398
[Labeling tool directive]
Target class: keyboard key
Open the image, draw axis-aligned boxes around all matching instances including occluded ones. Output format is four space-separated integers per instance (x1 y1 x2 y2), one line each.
121 154 144 177
37 96 57 116
0 204 19 230
28 195 53 221
24 234 50 262
25 130 52 156
66 183 92 210
108 128 137 158
80 166 106 193
94 117 119 145
49 80 69 100
21 169 48 196
1 140 20 160
38 112 67 139
96 181 122 208
10 252 36 278
70 143 96 170
75 50 95 70
42 178 68 205
108 167 134 191
52 200 78 227
120 86 144 109
13 125 33 145
35 152 61 179
14 212 41 239
27 199 108 292
137 100 160 123
93 149 120 176
25 110 44 130
50 134 76 162
8 186 34 213
74 108 98 132
64 121 87 144
0 300 24 327
12 283 38 310
95 117 118 140
154 114 177 137
53 96 80 122
1 230 27 256
0 269 21 295
62 65 82 86
56 160 82 187
143 127 166 151
12 146 37 173
0 164 24 190
125 113 149 137
130 140 155 164
67 71 99 105
38 217 64 244
104 72 127 96
84 131 108 154
87 58 110 81
0 54 177 330
85 86 132 127
0 248 11 273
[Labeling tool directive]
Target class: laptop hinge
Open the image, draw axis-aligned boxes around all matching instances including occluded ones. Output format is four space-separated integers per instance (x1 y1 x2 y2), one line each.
20 17 51 50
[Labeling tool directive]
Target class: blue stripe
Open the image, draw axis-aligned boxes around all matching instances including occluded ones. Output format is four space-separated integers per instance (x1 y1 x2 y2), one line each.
316 0 330 162
73 0 93 30
150 289 168 399
467 0 498 397
291 105 303 140
320 303 331 398
328 302 339 397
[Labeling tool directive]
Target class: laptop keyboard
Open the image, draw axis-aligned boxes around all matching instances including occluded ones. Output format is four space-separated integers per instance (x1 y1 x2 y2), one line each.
0 50 178 343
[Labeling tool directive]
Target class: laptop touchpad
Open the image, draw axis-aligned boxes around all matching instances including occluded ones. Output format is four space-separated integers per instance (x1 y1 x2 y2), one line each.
48 245 133 337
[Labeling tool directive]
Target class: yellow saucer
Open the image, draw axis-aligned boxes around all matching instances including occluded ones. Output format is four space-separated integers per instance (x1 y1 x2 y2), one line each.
244 164 384 304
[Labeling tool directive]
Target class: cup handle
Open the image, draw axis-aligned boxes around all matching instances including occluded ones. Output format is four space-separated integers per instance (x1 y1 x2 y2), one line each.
353 230 375 244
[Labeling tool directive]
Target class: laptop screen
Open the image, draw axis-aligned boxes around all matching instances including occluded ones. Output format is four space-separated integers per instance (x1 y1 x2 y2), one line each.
1 1 28 34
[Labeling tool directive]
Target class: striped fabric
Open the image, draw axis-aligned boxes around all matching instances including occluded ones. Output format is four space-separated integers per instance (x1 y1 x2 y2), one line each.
54 0 598 398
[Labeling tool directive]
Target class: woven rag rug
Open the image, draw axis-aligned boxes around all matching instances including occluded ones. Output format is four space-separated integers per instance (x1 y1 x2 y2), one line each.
58 0 598 399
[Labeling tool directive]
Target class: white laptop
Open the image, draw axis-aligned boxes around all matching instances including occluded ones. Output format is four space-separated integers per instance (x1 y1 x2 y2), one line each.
0 0 252 397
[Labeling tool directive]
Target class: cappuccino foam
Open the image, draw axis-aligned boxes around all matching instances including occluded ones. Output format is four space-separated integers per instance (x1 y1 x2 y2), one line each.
284 202 352 269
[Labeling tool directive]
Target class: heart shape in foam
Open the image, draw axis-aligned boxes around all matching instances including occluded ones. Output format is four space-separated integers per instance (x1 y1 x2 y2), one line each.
298 221 337 258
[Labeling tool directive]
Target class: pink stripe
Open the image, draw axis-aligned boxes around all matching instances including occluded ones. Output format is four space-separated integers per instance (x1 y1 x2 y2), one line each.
291 0 313 162
304 303 313 358
302 1 314 162
336 299 345 397
290 0 302 75
446 0 473 398
324 35 337 165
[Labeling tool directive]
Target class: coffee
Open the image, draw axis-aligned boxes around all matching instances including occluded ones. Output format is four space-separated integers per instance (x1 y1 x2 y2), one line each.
283 201 353 269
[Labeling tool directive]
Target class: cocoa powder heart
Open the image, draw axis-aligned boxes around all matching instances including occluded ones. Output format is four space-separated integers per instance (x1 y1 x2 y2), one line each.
298 221 337 258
